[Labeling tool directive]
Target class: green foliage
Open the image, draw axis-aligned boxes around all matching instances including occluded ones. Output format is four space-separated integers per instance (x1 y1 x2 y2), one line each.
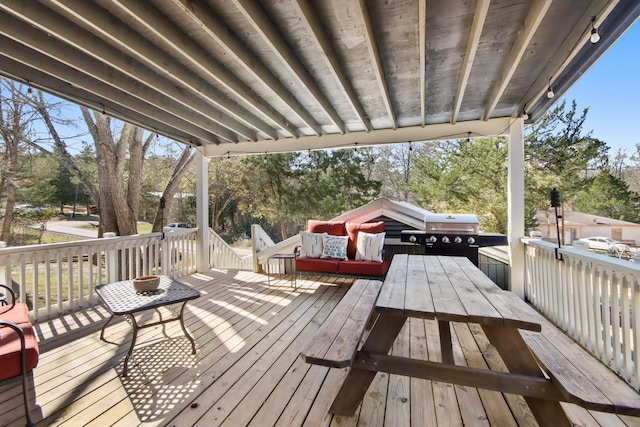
525 100 609 213
573 171 640 222
406 138 509 233
239 150 382 240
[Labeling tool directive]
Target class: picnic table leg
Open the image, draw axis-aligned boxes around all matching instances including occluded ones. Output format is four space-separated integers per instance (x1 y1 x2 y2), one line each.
438 320 454 364
482 325 572 427
329 314 406 416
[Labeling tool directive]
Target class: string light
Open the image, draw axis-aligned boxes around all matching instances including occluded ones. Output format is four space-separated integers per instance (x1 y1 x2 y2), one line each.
590 16 600 44
546 85 554 99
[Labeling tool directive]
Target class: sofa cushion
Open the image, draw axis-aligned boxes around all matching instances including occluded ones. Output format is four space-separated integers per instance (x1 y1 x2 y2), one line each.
296 257 340 273
321 235 349 260
356 231 386 263
0 321 40 381
299 231 326 258
308 220 346 236
0 303 31 326
346 221 385 259
338 259 389 277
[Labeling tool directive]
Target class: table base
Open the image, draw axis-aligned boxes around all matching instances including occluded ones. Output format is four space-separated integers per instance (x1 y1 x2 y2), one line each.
100 301 196 377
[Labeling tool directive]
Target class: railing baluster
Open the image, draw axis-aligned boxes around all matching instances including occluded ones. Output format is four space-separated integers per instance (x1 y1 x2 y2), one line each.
524 239 640 389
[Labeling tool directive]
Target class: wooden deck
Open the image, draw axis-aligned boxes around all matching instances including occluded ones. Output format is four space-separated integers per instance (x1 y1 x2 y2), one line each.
2 269 640 427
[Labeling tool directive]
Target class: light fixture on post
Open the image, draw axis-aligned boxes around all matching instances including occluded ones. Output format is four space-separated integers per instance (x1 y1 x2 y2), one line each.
590 16 600 44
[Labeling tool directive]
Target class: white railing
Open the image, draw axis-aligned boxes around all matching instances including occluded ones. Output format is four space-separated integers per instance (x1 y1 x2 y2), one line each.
251 224 301 273
0 229 197 321
524 239 640 388
208 227 253 270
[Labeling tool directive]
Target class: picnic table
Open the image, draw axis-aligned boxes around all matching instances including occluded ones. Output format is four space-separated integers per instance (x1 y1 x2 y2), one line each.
301 254 640 426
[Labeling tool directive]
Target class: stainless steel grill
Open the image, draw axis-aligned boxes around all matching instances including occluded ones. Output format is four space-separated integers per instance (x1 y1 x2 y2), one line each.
400 213 507 266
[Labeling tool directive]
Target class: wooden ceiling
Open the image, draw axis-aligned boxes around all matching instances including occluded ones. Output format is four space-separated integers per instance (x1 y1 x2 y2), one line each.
1 0 638 156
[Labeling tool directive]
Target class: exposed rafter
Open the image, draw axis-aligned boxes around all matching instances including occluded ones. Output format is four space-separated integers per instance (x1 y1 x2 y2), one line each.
519 0 619 120
419 0 427 127
103 0 300 138
0 0 634 153
292 0 372 132
483 0 552 120
356 0 398 130
0 18 232 143
0 39 215 145
44 0 280 141
232 0 346 134
451 0 489 125
1 57 203 146
165 0 322 136
6 0 261 143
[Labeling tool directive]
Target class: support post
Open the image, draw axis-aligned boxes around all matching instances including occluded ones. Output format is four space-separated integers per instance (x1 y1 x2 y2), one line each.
508 119 525 298
195 149 210 273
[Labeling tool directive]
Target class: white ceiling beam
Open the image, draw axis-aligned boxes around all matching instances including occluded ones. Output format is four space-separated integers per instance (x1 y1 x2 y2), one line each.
202 118 513 157
5 0 259 143
356 0 398 129
451 0 490 124
419 0 427 127
292 0 371 132
44 0 280 141
0 16 234 144
166 0 322 137
232 0 346 134
104 0 301 138
0 36 219 145
483 0 552 120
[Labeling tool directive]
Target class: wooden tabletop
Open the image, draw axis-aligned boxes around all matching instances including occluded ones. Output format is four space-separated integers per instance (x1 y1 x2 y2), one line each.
377 254 541 332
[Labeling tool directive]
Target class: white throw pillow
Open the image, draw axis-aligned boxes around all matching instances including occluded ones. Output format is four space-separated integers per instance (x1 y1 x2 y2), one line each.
299 231 325 258
321 235 349 260
355 231 385 262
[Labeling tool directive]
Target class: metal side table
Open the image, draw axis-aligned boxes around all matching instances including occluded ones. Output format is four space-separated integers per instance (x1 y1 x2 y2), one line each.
96 275 201 376
267 253 297 289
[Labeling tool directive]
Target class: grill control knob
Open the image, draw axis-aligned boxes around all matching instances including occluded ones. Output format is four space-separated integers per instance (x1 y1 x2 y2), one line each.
467 236 476 244
409 235 417 243
454 236 462 244
441 236 450 244
429 236 437 243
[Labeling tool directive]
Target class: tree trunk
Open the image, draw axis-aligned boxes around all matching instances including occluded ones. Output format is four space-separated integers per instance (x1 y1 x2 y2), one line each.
151 147 195 232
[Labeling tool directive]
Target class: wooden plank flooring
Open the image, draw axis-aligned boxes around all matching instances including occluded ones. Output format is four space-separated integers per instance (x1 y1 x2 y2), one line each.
2 269 640 426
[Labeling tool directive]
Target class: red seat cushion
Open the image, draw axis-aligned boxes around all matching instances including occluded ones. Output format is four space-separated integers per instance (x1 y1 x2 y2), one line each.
346 221 385 259
307 220 346 236
338 259 388 277
0 303 31 326
0 322 40 380
296 258 340 273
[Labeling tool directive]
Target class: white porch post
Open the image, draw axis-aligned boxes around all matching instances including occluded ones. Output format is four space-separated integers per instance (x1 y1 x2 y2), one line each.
195 149 210 272
508 118 525 298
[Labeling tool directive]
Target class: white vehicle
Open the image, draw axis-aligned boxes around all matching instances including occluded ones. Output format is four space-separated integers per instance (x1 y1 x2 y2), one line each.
577 237 629 252
14 204 45 213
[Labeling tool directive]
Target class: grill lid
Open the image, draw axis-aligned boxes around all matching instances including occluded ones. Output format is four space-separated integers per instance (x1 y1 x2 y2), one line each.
424 213 479 234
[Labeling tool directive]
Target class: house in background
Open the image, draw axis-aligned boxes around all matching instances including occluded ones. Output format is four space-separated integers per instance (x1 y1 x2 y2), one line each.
534 210 640 246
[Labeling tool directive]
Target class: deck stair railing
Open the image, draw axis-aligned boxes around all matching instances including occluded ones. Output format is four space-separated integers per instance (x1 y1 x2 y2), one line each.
524 239 640 389
0 228 197 321
208 227 253 270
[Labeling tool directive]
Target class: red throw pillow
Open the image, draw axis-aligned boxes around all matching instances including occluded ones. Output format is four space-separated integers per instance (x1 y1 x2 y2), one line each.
346 221 385 259
307 220 346 236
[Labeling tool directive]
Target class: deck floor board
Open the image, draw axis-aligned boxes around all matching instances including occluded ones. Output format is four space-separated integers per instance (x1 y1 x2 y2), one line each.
2 269 640 426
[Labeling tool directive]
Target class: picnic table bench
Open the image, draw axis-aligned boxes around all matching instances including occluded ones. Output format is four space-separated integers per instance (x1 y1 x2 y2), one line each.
300 254 640 426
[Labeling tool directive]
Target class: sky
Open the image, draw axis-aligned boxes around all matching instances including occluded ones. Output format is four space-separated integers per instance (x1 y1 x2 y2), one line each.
559 19 640 155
